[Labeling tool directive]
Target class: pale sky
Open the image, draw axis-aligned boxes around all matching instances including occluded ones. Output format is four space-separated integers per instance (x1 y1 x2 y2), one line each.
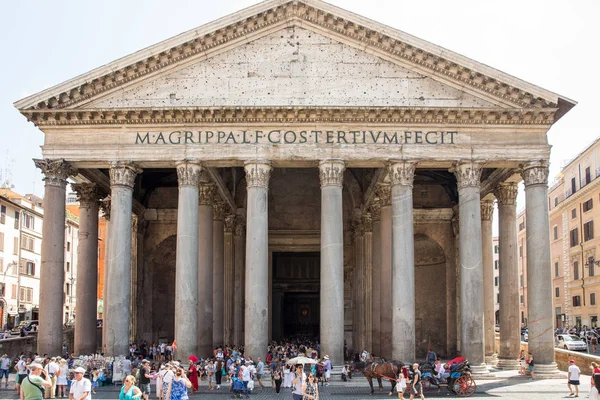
1 0 598 212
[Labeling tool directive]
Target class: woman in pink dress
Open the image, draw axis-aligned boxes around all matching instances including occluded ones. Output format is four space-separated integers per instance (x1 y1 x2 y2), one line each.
188 360 199 392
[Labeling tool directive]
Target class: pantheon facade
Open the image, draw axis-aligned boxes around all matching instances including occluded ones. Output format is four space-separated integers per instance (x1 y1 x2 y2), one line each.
15 0 574 374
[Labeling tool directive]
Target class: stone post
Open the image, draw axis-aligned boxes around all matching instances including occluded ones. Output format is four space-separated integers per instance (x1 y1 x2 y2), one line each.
213 200 226 347
34 159 76 356
454 162 487 373
371 200 382 357
244 161 272 360
319 159 345 365
378 183 393 359
389 161 416 362
521 161 559 375
480 198 497 364
233 212 246 347
223 215 235 346
363 213 373 353
100 196 110 352
198 180 215 357
174 162 202 360
495 182 521 370
72 183 100 355
105 161 141 356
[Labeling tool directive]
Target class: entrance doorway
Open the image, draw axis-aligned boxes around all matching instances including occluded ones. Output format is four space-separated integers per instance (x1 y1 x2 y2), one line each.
272 252 320 341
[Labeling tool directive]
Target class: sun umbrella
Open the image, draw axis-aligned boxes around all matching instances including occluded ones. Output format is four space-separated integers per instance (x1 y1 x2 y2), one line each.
189 355 199 363
286 356 317 365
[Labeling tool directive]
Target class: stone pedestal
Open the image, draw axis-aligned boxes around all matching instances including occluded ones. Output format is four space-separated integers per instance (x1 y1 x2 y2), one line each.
370 201 382 357
198 181 215 357
223 215 235 346
105 162 141 356
319 159 345 365
454 162 487 372
389 161 416 362
34 159 75 356
213 201 226 347
174 162 201 360
495 182 521 370
480 199 497 363
378 184 392 359
72 183 100 355
244 161 271 360
522 161 560 375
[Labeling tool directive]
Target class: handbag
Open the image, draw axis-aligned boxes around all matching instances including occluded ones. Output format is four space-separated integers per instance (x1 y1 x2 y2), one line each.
221 367 226 375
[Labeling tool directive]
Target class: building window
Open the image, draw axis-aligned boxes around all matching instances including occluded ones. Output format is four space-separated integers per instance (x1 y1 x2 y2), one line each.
494 277 499 286
584 199 594 212
66 242 71 252
574 261 580 280
555 261 560 277
592 293 597 306
519 245 523 257
584 221 594 242
19 261 35 277
586 167 592 185
22 213 35 230
13 238 18 255
573 295 582 307
571 228 579 247
555 197 559 206
13 211 19 229
572 177 577 195
572 208 577 219
556 287 560 297
519 221 525 231
553 226 558 241
67 225 71 234
21 235 34 252
19 287 33 303
66 283 71 297
66 262 70 272
494 245 499 254
496 293 500 303
520 274 524 287
0 232 4 252
494 260 499 269
520 295 524 304
590 257 596 277
0 205 5 224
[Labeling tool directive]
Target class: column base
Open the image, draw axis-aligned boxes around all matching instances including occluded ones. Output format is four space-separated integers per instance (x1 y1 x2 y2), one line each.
531 363 566 379
485 354 498 366
469 363 496 379
496 358 520 370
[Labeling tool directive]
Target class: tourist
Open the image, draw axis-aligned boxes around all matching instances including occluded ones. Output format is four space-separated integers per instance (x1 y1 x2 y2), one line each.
57 359 69 397
206 359 216 391
426 349 436 365
291 365 306 400
165 367 191 400
215 358 223 390
119 374 143 400
256 357 264 389
517 350 527 375
283 362 292 388
70 367 92 400
409 363 425 400
21 362 52 400
590 373 600 400
302 373 319 400
269 357 278 388
0 354 10 388
395 366 408 400
568 359 581 397
187 360 198 392
273 365 283 394
527 352 535 380
138 359 152 400
593 335 598 353
16 356 28 396
159 364 174 400
241 360 252 398
323 355 331 386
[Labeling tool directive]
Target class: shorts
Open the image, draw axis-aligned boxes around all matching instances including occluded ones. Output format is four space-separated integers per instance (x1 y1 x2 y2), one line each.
569 380 580 386
412 382 423 395
325 371 331 379
0 369 8 379
528 365 534 372
256 374 262 380
17 374 27 384
140 383 151 395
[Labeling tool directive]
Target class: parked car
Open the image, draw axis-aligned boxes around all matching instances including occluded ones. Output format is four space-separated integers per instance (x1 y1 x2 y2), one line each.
523 329 528 342
556 334 587 351
10 320 38 335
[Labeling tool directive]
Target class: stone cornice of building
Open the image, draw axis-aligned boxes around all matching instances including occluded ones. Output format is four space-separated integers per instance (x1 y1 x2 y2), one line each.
549 175 600 218
14 0 574 117
21 106 557 127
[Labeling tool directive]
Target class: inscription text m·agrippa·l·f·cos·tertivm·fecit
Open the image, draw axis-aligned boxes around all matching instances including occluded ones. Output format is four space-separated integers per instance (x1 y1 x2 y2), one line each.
134 130 457 145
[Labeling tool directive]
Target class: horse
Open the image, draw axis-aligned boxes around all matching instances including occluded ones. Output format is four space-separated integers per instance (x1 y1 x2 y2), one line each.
351 360 403 395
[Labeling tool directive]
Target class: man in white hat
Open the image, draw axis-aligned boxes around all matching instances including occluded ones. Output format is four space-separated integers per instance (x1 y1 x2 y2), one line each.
70 367 91 400
44 357 59 399
21 362 51 400
323 355 332 386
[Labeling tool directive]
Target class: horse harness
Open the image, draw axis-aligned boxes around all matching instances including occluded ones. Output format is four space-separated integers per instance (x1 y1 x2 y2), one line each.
369 360 399 382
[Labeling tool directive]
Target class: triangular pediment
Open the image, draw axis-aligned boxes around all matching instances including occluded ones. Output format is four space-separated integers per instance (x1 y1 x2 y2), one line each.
14 0 575 122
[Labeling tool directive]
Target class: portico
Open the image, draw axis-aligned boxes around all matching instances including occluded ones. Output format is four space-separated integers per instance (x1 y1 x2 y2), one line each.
15 0 574 373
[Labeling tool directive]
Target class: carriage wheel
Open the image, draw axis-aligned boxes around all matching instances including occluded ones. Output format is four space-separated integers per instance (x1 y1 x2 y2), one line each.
422 377 432 392
454 375 476 397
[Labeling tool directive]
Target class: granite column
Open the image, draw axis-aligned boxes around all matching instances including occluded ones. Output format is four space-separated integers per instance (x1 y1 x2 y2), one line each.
223 215 235 346
378 184 393 359
213 201 226 347
233 212 246 347
480 199 497 364
370 200 382 357
198 180 215 357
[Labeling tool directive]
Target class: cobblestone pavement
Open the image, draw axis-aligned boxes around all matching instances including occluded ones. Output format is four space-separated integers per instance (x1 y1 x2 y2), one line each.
0 376 590 400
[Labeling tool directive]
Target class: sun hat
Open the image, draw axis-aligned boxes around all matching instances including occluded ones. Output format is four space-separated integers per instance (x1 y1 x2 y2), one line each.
28 362 43 370
569 360 575 364
74 367 86 373
323 355 329 360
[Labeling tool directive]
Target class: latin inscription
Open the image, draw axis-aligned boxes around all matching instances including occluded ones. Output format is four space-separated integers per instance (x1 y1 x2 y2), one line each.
135 130 457 145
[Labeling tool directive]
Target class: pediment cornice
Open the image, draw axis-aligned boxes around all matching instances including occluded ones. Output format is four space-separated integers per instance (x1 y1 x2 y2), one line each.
22 106 557 127
14 0 575 118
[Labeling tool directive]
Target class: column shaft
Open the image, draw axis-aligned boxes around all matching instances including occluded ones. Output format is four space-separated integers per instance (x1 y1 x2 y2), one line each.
233 214 245 347
100 197 110 353
363 214 373 353
198 183 215 357
105 162 140 356
455 162 486 369
319 160 345 365
496 183 521 369
213 202 226 347
174 162 201 360
72 184 100 355
223 215 235 346
371 201 382 357
389 162 416 361
244 161 271 359
480 200 496 362
353 219 365 352
522 161 558 373
378 184 393 359
35 159 75 356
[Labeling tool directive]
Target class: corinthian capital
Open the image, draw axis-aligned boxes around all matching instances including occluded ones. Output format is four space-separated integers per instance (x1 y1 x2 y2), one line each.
100 196 111 220
213 200 227 221
244 160 272 188
388 160 417 187
453 162 482 189
318 159 345 187
521 160 549 187
370 199 381 222
109 162 141 189
494 182 518 206
480 200 494 221
71 183 101 208
34 159 77 188
376 183 391 207
176 161 202 188
224 214 236 232
198 183 216 205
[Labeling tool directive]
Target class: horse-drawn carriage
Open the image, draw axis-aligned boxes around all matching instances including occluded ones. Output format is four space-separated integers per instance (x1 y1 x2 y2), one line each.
421 359 476 397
